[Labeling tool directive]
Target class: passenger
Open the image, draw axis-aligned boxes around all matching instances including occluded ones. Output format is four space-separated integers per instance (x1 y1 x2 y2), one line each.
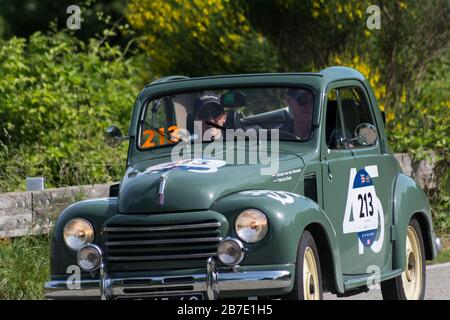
194 94 227 140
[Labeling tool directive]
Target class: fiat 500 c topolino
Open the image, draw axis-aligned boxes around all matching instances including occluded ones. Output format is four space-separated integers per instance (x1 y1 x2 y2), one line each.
45 67 441 300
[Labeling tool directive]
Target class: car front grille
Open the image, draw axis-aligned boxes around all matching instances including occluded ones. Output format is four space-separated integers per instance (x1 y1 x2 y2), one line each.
103 218 224 272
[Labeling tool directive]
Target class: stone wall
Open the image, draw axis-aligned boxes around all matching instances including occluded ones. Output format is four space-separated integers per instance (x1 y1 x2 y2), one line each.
0 184 109 238
0 153 438 238
394 153 437 191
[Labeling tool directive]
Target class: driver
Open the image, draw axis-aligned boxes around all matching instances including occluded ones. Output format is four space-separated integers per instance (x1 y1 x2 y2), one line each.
286 89 314 140
194 94 227 140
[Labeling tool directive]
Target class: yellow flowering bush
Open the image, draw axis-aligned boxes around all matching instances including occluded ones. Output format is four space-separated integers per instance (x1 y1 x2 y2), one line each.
126 0 278 76
308 0 367 23
274 0 367 21
331 55 387 112
246 0 375 71
330 53 449 160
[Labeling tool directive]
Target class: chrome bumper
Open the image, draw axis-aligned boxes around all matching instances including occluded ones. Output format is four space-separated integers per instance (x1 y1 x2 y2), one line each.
45 258 293 300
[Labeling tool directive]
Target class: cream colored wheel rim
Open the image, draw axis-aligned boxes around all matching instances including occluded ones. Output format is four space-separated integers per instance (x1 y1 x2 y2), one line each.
401 226 423 300
303 246 320 300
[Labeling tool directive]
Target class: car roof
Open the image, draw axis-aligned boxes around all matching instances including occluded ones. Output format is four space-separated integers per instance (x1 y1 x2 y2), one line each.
145 66 366 88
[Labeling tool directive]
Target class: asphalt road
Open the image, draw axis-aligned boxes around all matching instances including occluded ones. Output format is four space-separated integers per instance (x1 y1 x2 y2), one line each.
324 262 450 300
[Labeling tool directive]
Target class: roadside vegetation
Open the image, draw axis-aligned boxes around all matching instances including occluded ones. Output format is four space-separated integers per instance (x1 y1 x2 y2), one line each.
0 235 50 299
431 248 450 265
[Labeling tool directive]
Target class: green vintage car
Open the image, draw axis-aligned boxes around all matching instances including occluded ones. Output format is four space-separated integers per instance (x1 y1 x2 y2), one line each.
45 67 441 300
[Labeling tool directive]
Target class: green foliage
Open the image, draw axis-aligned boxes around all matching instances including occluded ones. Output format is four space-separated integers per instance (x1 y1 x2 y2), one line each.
387 54 450 237
0 30 142 192
388 54 450 161
0 0 128 41
434 247 450 265
371 0 449 105
246 0 371 71
0 235 50 299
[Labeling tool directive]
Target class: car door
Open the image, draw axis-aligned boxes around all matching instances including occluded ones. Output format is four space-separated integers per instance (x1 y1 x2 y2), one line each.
321 81 392 275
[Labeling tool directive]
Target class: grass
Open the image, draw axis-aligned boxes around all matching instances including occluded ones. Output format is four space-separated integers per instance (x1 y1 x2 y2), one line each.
430 247 450 265
0 235 50 300
428 236 450 265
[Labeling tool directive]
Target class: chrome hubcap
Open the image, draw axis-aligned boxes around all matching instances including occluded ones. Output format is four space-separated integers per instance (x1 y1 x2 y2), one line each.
406 251 416 282
303 247 319 300
401 226 422 300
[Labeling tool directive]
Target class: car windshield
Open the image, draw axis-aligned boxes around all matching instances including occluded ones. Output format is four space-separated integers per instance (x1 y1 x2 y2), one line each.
138 87 314 149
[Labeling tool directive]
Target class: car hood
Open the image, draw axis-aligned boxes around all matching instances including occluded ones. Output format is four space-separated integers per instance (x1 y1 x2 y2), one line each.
118 149 305 213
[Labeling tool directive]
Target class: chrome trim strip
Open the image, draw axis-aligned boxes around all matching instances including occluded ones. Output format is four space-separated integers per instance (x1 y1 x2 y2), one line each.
113 274 208 296
45 280 101 298
218 270 292 291
106 243 218 253
206 257 219 300
157 170 170 206
104 222 221 233
99 255 112 300
105 237 222 246
107 252 217 261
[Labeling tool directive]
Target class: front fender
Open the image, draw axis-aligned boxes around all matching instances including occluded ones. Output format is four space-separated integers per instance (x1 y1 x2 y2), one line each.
211 190 345 293
392 174 437 270
50 197 119 277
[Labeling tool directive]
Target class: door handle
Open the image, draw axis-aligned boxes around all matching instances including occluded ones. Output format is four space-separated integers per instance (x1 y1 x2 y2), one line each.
328 164 333 181
324 160 333 181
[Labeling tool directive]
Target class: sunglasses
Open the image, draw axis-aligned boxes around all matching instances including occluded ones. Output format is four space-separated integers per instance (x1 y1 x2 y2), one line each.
198 107 223 120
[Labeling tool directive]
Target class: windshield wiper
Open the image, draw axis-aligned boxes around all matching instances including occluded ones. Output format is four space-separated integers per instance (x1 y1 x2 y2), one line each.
140 119 183 143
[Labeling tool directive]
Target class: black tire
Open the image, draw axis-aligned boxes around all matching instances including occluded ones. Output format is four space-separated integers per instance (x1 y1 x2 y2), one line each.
285 230 323 300
381 218 426 300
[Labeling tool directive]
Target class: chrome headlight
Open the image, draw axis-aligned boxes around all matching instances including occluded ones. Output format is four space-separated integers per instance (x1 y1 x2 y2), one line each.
77 244 102 272
217 238 244 266
63 218 94 250
235 209 268 243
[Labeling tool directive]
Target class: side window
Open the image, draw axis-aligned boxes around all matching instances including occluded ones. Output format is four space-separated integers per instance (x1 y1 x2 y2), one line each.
325 87 374 150
338 87 374 149
325 89 342 149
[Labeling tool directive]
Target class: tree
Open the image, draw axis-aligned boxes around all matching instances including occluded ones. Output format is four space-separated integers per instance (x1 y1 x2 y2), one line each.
245 0 370 71
0 0 128 42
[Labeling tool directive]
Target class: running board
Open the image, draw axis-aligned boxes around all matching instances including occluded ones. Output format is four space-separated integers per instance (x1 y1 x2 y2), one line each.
343 268 403 290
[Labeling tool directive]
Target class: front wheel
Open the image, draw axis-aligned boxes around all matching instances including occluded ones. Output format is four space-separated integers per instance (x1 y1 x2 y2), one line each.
286 230 323 300
381 218 426 300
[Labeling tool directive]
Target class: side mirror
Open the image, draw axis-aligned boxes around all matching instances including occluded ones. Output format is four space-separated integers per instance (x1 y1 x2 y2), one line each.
355 123 378 146
105 125 123 148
